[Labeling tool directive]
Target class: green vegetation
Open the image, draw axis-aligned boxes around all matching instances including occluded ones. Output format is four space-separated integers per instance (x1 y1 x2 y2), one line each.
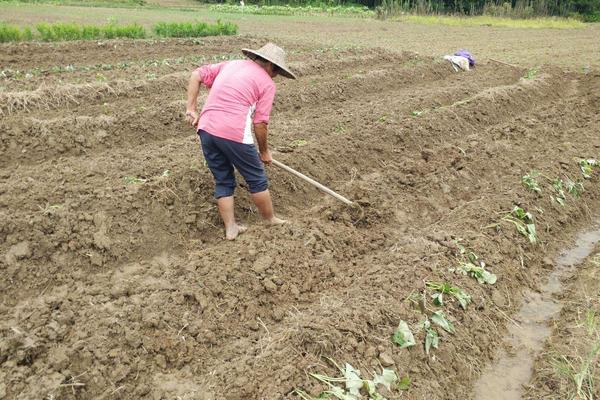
0 23 32 42
209 3 374 17
0 20 238 42
392 320 415 348
295 359 398 400
388 14 584 28
426 281 471 309
153 20 237 37
35 22 145 41
522 170 542 193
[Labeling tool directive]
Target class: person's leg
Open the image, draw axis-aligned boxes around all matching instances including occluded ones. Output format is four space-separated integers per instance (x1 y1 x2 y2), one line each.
198 131 246 240
250 190 286 224
218 138 286 224
217 196 247 240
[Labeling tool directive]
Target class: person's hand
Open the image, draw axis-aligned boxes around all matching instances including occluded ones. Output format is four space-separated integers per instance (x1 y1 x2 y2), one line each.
185 110 199 128
260 149 273 165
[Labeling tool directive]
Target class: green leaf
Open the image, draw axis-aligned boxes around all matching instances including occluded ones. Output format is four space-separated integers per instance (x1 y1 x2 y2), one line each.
397 376 411 390
425 328 439 354
431 292 444 306
373 369 397 391
431 311 455 333
481 270 497 285
343 363 362 396
526 223 537 244
392 320 415 349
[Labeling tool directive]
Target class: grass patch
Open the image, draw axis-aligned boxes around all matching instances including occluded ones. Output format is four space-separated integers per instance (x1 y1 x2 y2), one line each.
153 20 237 37
208 3 373 18
35 22 146 41
397 15 585 28
0 23 33 42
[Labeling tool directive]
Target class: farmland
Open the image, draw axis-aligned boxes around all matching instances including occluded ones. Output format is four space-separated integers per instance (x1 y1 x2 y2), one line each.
1 5 600 400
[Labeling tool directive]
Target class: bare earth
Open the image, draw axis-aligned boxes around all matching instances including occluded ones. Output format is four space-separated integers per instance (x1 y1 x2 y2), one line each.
1 14 600 400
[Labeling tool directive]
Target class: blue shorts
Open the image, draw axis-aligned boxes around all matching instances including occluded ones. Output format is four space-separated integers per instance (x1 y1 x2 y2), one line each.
198 129 268 199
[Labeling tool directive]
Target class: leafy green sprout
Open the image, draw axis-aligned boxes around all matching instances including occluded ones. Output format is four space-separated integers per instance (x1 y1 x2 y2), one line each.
334 124 347 135
566 178 584 197
290 139 308 148
411 111 423 117
579 159 597 179
425 281 472 310
421 318 439 355
123 176 147 185
552 178 567 206
521 170 542 193
524 68 538 80
397 376 411 391
497 206 538 244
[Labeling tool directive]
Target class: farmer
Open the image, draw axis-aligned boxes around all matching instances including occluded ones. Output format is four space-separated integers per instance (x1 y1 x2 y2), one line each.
185 43 296 240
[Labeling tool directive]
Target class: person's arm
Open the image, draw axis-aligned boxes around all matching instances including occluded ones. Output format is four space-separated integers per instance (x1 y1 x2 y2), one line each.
185 62 227 128
253 82 276 165
254 122 271 165
185 70 201 127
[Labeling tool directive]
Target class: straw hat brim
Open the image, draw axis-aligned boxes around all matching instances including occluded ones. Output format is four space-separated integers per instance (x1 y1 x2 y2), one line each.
242 48 296 80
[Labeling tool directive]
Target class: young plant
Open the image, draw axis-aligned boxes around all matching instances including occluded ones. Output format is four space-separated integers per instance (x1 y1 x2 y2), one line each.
501 206 537 244
566 178 584 197
522 170 542 193
296 359 398 400
421 318 439 355
552 178 567 206
123 176 147 185
425 281 471 309
579 159 597 179
452 255 497 285
392 320 415 349
431 310 455 333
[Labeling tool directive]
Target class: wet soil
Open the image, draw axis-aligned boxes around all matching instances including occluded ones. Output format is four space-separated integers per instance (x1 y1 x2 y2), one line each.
1 37 600 400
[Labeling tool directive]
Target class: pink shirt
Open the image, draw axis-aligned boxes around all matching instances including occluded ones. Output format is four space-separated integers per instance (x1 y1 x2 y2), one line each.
195 60 276 144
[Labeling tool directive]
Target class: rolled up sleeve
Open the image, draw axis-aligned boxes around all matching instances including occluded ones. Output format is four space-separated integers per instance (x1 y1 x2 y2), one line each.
195 61 227 88
253 83 276 125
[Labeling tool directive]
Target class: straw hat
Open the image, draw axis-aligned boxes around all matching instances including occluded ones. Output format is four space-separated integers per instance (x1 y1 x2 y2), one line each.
242 43 296 80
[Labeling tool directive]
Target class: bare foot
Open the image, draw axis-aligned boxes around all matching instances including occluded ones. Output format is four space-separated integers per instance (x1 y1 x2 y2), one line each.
225 224 247 240
267 216 287 225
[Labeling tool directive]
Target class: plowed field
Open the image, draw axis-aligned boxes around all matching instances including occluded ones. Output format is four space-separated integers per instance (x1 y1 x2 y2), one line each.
1 35 599 399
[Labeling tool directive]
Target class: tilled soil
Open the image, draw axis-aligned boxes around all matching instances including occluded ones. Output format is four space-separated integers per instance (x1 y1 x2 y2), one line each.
1 37 600 400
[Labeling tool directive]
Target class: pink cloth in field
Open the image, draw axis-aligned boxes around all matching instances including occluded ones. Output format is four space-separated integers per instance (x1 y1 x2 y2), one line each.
196 60 276 144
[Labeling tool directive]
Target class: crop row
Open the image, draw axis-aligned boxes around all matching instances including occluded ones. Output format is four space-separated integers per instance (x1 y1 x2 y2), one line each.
0 20 237 43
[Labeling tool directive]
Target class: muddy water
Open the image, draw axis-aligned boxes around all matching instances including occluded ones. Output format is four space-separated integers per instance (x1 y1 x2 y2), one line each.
473 224 600 400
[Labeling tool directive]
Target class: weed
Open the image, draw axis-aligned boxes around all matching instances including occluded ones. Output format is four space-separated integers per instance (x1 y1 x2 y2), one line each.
123 176 147 185
521 170 542 193
290 139 308 148
397 376 411 390
425 281 471 309
392 320 415 348
333 124 346 135
524 68 538 79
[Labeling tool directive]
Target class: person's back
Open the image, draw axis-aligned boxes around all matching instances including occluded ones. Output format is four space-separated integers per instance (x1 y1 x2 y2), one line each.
199 59 276 145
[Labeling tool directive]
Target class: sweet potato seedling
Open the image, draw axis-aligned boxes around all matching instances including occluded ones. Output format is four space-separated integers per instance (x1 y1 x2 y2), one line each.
522 170 542 193
499 206 538 244
296 359 398 400
392 320 416 348
425 281 471 309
